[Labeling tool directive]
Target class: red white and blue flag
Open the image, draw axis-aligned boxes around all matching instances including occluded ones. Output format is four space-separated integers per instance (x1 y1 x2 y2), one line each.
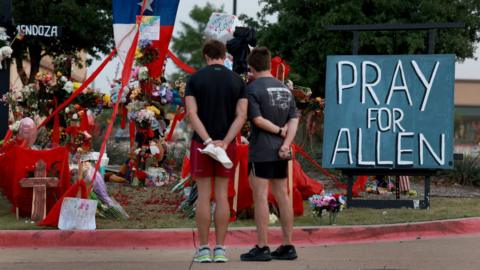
113 0 180 77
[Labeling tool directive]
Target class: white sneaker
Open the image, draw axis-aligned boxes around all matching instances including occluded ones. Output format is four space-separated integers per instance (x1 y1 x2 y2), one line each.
198 144 233 169
194 246 212 263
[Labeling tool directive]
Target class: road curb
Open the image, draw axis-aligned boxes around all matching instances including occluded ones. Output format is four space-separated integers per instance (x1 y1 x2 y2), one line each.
1 218 479 249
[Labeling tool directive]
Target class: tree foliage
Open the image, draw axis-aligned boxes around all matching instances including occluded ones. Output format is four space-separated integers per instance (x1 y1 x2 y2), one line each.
246 0 480 96
171 3 223 71
12 0 113 85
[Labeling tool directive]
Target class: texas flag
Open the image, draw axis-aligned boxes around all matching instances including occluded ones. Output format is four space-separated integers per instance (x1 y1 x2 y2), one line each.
113 0 180 78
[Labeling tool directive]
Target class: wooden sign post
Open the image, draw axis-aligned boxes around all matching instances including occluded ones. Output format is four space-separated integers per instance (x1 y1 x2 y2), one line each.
19 160 58 221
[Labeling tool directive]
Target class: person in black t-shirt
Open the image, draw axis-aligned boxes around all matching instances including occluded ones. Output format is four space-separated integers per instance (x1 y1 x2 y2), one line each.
185 39 247 263
240 47 299 262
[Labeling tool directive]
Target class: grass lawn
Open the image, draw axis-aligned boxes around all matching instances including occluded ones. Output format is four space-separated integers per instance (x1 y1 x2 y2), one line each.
1 188 480 230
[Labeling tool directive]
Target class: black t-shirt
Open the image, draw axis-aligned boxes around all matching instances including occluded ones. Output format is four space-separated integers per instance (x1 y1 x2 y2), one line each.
247 77 298 162
186 64 246 143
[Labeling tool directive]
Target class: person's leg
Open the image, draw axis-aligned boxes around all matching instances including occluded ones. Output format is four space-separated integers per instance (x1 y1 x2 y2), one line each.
270 178 293 245
250 173 270 247
213 176 229 246
190 140 214 248
240 163 273 262
195 177 212 246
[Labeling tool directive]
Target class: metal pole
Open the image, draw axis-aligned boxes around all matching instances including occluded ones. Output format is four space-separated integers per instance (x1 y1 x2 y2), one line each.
352 31 359 55
233 0 237 15
0 0 12 138
347 174 354 208
428 29 436 54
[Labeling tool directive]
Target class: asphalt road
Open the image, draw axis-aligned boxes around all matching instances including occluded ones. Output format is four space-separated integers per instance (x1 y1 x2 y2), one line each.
0 236 478 270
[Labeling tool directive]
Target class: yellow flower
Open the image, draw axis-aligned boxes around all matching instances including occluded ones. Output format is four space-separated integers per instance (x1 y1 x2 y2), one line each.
73 82 81 90
56 71 63 78
146 105 160 115
103 94 111 104
135 48 143 59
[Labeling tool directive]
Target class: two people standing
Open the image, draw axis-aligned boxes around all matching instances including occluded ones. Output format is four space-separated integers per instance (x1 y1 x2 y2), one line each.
185 39 299 263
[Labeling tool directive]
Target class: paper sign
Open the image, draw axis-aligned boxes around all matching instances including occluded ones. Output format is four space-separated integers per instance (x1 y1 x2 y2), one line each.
137 16 160 41
58 197 97 230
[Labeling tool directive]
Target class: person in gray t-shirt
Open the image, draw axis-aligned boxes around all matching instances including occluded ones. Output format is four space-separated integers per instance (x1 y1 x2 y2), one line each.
240 47 299 262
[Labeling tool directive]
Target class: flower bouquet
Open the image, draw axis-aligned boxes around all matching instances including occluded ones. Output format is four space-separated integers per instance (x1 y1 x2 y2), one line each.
308 193 346 225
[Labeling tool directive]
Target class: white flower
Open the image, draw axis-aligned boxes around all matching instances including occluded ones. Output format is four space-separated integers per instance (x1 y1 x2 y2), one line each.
65 107 70 113
138 66 149 80
63 81 74 93
9 121 21 132
72 113 78 120
269 213 278 225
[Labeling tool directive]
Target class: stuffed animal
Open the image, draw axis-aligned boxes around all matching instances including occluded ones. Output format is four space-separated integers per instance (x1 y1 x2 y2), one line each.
0 46 13 69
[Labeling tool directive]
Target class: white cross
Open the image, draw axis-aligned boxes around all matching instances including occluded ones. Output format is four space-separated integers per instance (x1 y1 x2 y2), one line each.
138 0 154 12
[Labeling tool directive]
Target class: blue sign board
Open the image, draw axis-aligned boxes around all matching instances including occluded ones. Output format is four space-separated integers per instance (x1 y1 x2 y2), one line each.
322 54 455 170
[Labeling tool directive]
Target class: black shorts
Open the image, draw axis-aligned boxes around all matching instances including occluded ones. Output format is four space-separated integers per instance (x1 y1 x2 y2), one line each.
249 160 288 179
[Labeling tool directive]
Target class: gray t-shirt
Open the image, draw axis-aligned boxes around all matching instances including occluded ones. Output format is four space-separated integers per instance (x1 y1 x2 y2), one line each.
247 77 298 162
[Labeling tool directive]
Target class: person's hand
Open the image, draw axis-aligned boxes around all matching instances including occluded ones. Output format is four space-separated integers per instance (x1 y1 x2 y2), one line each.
278 144 291 159
280 124 288 138
212 140 228 150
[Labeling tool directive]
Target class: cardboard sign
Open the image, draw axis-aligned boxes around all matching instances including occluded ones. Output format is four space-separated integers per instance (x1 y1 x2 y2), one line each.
204 12 241 43
322 54 455 170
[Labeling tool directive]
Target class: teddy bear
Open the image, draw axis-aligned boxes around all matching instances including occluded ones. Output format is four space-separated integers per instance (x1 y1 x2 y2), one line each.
0 46 13 69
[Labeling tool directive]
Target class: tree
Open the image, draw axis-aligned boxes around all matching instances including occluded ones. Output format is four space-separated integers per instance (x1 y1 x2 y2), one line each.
246 0 480 96
171 2 223 71
12 0 113 85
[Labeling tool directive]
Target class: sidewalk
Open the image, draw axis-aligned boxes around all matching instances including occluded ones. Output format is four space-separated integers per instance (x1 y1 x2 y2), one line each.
1 217 479 249
1 236 479 270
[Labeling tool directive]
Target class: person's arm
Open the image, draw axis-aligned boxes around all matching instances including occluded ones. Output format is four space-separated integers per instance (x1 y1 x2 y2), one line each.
215 98 248 149
279 95 300 158
251 116 288 137
185 96 211 144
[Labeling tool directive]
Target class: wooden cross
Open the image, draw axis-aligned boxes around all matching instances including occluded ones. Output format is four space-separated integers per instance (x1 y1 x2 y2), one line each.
19 160 59 222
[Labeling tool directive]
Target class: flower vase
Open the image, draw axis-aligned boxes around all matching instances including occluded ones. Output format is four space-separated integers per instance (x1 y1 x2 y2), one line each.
312 213 323 225
329 212 337 225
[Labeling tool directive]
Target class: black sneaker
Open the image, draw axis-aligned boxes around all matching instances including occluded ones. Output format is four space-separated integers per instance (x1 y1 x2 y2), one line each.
240 245 272 261
271 245 298 260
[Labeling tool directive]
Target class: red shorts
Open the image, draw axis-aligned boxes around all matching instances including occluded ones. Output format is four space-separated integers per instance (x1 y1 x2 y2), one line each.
190 140 237 178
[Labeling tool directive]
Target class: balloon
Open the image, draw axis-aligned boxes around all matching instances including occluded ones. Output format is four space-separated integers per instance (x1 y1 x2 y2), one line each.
17 117 37 147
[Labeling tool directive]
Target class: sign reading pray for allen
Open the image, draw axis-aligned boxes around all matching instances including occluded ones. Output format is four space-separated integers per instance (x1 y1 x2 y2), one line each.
322 54 455 170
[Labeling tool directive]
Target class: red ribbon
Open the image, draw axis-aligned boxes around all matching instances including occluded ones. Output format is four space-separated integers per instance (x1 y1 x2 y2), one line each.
165 106 185 142
129 120 136 150
166 49 196 74
51 99 60 146
89 6 145 193
292 144 345 188
37 49 117 129
121 104 127 129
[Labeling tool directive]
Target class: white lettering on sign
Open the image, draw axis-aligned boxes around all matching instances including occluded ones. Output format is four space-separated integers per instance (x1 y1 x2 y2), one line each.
396 132 414 165
331 128 353 165
411 60 440 111
337 61 357 105
361 61 381 105
16 25 60 37
386 60 413 106
419 133 445 165
357 128 375 165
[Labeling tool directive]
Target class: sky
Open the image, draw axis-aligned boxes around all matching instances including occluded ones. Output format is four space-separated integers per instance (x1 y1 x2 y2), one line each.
89 0 266 91
88 0 480 92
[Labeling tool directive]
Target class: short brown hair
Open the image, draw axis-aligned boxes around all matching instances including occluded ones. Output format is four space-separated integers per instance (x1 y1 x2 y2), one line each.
248 47 271 72
202 39 226 60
